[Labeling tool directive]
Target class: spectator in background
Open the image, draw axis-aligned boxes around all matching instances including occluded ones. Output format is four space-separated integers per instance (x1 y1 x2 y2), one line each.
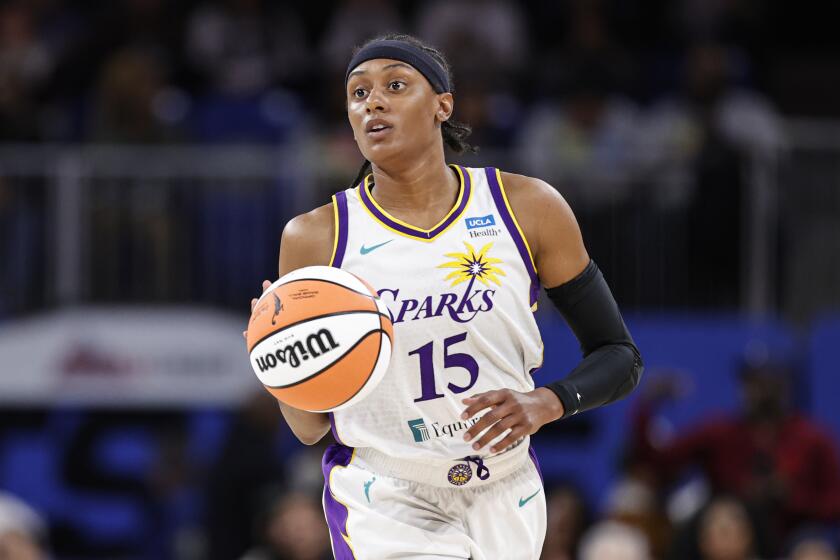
0 178 41 317
516 0 638 205
516 60 641 210
86 46 186 303
0 492 48 560
531 0 636 104
318 0 405 122
631 359 840 556
413 0 529 151
320 0 404 74
788 530 839 560
640 42 784 202
579 521 651 560
668 0 767 48
314 2 407 196
44 0 185 137
414 0 528 87
694 497 762 560
204 392 287 560
0 1 53 141
516 59 642 305
540 483 591 560
90 47 182 142
240 491 331 560
110 0 182 60
638 42 784 307
185 0 310 96
604 473 672 559
516 0 654 306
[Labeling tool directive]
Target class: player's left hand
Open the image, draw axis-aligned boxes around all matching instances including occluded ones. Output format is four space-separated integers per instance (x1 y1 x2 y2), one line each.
460 388 565 453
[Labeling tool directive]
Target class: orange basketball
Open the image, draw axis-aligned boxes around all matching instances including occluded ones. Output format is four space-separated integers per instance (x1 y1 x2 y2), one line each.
246 266 393 412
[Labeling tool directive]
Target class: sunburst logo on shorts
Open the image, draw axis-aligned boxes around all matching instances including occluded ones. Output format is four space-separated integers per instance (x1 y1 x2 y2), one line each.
447 463 473 486
438 241 505 288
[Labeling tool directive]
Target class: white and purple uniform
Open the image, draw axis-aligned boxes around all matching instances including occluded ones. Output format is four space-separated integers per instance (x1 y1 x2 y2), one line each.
322 166 547 559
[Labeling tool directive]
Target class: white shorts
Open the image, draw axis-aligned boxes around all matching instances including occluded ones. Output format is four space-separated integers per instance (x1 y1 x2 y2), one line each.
321 443 546 559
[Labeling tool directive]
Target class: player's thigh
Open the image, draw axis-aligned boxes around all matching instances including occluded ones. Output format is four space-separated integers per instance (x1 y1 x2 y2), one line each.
325 463 473 560
464 460 546 560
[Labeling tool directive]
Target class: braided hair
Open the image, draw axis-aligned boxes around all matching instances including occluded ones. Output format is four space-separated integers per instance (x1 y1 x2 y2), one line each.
348 33 477 188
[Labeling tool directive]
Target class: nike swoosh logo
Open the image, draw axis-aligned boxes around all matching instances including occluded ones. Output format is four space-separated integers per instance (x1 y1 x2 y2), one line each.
519 489 541 507
360 240 393 255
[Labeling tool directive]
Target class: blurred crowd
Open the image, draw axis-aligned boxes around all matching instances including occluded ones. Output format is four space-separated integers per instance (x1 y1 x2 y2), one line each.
1 2 839 557
2 356 838 560
1 0 825 315
0 0 793 185
0 0 829 145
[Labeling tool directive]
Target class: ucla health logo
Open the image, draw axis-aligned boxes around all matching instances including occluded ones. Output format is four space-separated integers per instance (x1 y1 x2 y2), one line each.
465 214 502 239
465 214 496 229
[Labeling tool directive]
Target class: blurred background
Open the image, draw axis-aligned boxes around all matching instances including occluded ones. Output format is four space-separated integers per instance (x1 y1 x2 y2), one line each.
0 0 838 558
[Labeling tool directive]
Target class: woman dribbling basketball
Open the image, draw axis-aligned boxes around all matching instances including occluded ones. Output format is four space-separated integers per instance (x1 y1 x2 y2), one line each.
249 34 643 559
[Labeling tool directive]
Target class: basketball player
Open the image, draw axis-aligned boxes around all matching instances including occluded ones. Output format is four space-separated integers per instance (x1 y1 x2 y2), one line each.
248 34 643 559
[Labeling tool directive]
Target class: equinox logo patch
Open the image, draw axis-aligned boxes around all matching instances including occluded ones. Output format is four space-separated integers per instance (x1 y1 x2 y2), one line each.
407 418 430 442
407 416 481 443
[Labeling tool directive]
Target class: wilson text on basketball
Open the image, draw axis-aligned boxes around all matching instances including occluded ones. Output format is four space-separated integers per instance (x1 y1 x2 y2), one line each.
255 328 340 370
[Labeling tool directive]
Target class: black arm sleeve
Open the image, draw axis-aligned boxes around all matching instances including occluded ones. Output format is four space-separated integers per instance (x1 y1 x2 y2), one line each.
544 260 643 417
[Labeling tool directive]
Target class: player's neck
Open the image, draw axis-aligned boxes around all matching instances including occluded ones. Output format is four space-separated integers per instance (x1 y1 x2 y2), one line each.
368 150 459 215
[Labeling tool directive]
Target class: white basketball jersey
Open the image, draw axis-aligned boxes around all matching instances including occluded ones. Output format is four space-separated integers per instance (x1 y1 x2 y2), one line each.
328 165 543 462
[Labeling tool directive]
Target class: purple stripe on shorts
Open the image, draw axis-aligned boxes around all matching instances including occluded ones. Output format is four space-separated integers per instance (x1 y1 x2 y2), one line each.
485 167 540 307
332 191 349 268
328 412 344 445
359 165 471 240
322 443 355 559
528 445 544 486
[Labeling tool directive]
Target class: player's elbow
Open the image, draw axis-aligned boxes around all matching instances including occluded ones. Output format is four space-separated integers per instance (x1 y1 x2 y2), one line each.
618 343 644 399
277 402 332 445
288 421 331 445
599 343 644 406
294 428 330 446
289 420 330 445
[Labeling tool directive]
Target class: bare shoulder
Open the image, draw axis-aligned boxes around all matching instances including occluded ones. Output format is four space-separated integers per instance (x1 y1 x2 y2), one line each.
497 171 578 251
498 171 566 208
279 201 336 275
498 171 589 287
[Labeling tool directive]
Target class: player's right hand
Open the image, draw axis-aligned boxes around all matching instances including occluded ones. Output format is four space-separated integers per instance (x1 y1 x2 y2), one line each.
243 280 272 341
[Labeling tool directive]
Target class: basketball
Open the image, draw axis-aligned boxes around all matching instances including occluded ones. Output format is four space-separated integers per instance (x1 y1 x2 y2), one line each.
246 266 393 412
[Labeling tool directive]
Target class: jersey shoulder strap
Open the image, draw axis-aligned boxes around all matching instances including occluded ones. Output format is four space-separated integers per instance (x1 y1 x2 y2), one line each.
329 190 350 268
482 167 540 308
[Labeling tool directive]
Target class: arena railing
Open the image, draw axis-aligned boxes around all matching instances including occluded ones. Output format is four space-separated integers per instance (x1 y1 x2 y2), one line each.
0 122 836 322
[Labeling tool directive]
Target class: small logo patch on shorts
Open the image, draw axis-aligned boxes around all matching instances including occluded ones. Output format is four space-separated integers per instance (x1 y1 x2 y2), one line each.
447 463 473 486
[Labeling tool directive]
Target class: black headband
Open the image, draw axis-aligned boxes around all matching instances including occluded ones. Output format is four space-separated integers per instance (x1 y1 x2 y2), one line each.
345 40 451 94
